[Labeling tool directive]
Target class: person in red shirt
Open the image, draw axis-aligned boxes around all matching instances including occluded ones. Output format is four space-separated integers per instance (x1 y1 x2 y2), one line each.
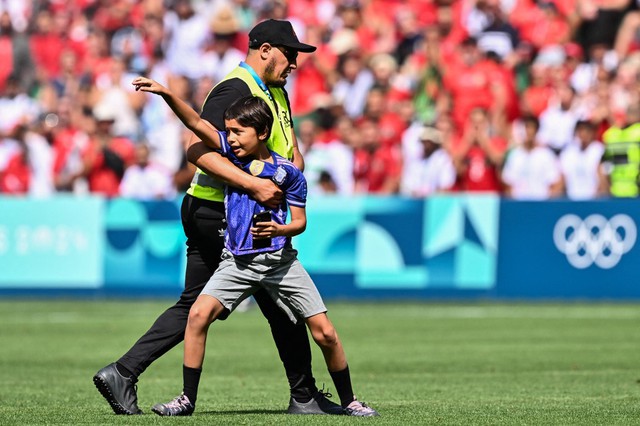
80 105 135 197
29 8 67 80
443 37 502 129
452 107 507 192
514 1 570 49
353 117 402 193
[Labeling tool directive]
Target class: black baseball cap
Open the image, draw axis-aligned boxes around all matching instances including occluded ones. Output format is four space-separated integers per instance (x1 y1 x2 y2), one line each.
248 19 316 53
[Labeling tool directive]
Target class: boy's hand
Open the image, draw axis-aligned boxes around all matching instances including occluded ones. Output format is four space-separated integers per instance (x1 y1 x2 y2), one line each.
251 221 280 238
132 77 166 95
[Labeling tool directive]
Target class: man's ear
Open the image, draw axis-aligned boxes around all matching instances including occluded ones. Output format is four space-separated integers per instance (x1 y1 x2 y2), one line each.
259 43 272 59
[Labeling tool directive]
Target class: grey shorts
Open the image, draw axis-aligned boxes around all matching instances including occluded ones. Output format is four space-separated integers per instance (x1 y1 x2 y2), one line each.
201 247 327 323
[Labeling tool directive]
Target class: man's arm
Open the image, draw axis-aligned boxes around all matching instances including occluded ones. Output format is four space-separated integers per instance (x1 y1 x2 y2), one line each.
291 129 305 171
186 134 283 207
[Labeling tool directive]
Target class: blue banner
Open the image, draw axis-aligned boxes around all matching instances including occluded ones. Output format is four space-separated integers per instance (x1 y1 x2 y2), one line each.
0 196 104 288
103 198 185 291
1 195 639 300
496 198 640 298
295 194 500 298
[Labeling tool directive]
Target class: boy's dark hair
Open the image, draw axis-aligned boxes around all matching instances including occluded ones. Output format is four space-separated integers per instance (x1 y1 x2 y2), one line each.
224 96 273 141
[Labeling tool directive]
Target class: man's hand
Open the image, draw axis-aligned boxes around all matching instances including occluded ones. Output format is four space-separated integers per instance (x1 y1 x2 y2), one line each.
248 177 283 209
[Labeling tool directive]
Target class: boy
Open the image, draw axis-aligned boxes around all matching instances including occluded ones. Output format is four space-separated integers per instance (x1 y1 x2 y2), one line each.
131 76 378 417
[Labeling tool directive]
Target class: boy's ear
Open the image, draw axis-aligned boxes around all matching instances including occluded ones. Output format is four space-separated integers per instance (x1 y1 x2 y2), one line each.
258 131 269 142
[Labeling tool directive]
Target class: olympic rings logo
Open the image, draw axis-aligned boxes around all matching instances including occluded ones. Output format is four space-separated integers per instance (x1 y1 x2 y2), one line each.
553 214 637 269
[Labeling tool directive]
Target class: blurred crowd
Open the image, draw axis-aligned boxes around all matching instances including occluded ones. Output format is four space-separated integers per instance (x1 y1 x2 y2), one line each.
1 0 640 201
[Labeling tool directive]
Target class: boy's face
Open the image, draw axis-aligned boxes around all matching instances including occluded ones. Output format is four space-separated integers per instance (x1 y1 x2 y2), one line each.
225 118 265 158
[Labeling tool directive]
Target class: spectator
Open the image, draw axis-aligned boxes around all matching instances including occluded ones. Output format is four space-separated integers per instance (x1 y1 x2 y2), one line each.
119 143 176 200
516 1 570 49
300 116 354 195
289 24 336 117
51 98 91 194
164 0 209 82
401 126 456 197
559 120 608 199
474 1 520 60
570 42 618 94
353 117 401 193
443 37 502 129
0 11 35 94
502 115 563 200
92 56 145 141
202 6 245 84
601 104 640 197
403 25 446 124
80 104 135 197
537 81 586 153
0 123 53 197
331 50 374 119
453 107 507 192
50 49 90 101
140 72 191 176
520 61 554 117
29 8 66 81
0 75 41 137
110 26 147 75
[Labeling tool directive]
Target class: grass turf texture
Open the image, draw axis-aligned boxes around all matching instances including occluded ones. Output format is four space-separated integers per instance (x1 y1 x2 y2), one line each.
1 301 639 425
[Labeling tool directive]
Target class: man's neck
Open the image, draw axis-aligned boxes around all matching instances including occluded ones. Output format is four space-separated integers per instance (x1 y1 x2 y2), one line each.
243 55 266 82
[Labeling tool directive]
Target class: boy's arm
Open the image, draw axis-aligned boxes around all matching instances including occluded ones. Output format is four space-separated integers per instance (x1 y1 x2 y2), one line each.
251 205 307 239
134 76 283 207
132 77 222 150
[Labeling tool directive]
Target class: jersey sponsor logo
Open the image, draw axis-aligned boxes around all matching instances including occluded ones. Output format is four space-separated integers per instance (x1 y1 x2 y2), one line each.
553 214 637 269
279 109 292 128
272 165 287 185
249 160 265 176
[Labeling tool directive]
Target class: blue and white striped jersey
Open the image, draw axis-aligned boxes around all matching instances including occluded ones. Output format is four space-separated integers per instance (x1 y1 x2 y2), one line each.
217 131 307 256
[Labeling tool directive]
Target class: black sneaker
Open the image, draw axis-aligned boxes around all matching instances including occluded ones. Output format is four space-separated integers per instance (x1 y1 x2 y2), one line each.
287 389 344 415
151 394 195 416
93 363 142 415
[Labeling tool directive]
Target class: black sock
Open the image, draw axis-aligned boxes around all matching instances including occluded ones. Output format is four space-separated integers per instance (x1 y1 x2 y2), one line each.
115 362 135 379
183 365 202 405
329 366 355 408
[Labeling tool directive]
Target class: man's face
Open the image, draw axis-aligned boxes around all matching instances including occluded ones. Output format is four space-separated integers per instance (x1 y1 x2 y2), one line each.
263 44 298 87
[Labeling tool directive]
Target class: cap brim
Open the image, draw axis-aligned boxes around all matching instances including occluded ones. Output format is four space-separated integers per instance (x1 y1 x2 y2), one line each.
281 41 316 53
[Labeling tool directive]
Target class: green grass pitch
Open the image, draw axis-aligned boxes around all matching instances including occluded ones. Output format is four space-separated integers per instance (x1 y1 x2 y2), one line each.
1 300 639 425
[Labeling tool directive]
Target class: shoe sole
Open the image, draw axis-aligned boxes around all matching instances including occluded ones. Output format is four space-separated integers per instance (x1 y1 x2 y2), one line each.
150 405 193 417
93 374 141 415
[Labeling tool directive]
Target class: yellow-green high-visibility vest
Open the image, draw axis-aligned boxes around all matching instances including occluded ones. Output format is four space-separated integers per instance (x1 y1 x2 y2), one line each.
602 123 640 197
187 64 294 202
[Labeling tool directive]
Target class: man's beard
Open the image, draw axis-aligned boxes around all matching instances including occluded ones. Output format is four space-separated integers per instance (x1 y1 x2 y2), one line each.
263 58 286 87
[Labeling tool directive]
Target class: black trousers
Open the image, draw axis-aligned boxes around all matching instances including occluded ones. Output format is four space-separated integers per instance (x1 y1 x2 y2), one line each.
118 194 317 398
